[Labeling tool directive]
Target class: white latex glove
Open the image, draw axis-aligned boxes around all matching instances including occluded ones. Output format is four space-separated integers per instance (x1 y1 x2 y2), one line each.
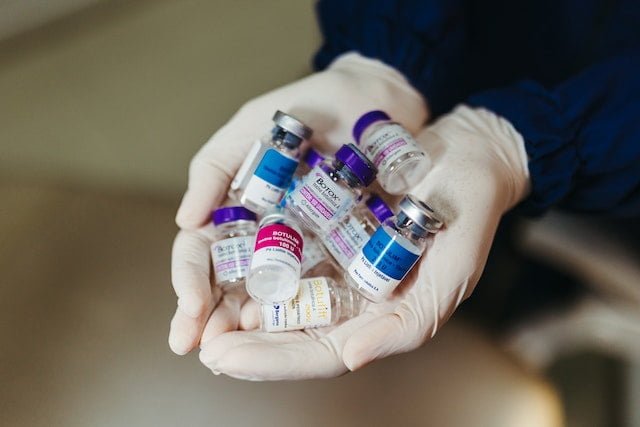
198 106 531 380
168 52 428 355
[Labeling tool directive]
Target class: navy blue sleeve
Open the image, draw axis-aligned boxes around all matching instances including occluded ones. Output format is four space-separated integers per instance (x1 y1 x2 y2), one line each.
468 50 640 218
314 0 467 117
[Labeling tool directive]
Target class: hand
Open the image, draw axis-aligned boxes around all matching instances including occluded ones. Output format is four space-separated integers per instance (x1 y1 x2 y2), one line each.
198 106 531 379
168 52 428 355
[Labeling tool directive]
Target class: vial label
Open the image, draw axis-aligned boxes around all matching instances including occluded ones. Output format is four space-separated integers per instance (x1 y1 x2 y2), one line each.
347 226 420 299
288 167 355 231
301 236 326 275
211 235 254 283
322 216 370 268
243 148 298 209
230 139 263 190
262 277 332 332
251 223 303 277
365 124 422 170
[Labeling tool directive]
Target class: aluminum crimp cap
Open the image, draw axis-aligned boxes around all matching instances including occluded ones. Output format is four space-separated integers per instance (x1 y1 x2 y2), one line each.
399 195 444 233
273 110 313 140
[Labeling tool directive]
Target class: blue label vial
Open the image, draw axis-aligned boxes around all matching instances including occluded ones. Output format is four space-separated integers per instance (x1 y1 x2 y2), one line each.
346 195 443 303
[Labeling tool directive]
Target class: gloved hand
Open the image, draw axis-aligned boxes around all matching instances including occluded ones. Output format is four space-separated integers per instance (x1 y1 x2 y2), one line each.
198 105 531 380
168 52 428 355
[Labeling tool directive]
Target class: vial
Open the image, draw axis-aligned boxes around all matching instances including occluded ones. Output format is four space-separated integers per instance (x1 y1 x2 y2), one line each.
346 195 443 303
281 147 327 204
300 231 329 276
353 110 430 195
260 277 363 332
246 209 304 305
285 143 377 234
210 206 258 289
229 110 313 214
321 194 394 269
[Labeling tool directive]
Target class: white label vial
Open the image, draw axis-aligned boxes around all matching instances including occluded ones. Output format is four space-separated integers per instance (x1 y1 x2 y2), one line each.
261 277 332 332
211 235 254 285
322 215 371 269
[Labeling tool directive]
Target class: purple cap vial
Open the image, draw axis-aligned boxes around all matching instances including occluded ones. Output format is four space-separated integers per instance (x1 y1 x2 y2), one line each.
212 206 257 226
365 194 394 223
334 143 377 186
352 110 391 144
303 147 325 169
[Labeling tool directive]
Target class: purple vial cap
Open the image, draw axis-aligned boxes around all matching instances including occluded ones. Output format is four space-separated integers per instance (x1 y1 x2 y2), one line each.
335 144 377 186
211 206 257 226
303 147 325 169
352 110 391 143
365 194 394 223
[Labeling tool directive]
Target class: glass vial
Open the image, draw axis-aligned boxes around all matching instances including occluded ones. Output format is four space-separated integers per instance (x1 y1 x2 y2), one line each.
281 147 327 204
260 277 362 332
284 143 377 234
300 231 328 276
321 194 394 269
210 206 258 289
246 209 304 305
229 110 313 214
353 110 430 195
346 195 443 303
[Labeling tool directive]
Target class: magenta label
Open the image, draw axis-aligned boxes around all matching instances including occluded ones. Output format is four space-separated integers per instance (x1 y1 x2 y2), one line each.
254 223 303 261
215 259 250 272
300 185 333 219
373 138 407 166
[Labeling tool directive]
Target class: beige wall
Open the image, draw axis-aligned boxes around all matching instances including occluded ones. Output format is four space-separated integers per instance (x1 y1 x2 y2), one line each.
0 0 319 198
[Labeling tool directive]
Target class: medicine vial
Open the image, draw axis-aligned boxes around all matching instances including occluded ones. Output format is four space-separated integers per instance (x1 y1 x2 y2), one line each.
281 147 327 204
260 277 362 332
300 232 328 276
285 143 377 234
246 209 304 304
346 195 443 303
321 194 394 269
353 110 430 195
210 206 258 288
229 110 313 214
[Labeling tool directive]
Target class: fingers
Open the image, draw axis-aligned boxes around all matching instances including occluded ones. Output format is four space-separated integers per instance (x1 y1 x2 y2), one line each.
200 286 249 344
238 298 261 330
171 226 216 317
168 289 219 355
200 313 378 380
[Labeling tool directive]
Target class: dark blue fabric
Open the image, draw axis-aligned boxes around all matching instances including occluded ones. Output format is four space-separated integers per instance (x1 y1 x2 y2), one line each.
314 0 640 217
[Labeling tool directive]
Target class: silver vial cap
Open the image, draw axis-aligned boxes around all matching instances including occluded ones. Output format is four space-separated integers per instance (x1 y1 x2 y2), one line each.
273 110 313 140
399 195 443 233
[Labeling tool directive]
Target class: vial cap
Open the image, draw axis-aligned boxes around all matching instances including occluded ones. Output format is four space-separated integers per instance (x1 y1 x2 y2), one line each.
334 143 378 186
212 206 257 226
352 110 391 143
365 194 394 223
273 110 313 140
303 147 325 169
399 195 443 233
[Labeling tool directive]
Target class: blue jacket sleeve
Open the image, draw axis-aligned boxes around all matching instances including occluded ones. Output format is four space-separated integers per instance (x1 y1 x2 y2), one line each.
468 49 640 218
314 0 467 116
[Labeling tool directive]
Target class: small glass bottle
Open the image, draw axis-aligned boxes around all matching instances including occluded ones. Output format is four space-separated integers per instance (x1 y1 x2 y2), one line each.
353 110 430 195
210 206 258 289
285 143 377 234
346 195 443 303
260 277 362 332
300 231 329 276
281 147 327 204
229 110 313 214
246 208 304 305
321 194 394 269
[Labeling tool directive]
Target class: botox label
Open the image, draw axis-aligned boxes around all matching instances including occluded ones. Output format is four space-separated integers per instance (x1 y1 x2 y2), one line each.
322 216 371 269
262 277 332 332
242 148 298 209
288 166 355 231
251 223 303 277
347 226 420 299
230 139 263 191
301 236 327 275
364 124 423 169
211 235 254 284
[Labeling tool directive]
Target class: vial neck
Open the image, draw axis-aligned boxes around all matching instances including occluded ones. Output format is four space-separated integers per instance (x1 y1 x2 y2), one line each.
332 160 362 188
394 212 430 242
271 127 302 149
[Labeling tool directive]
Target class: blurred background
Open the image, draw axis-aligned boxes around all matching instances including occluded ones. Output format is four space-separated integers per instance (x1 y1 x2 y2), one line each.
0 1 638 426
